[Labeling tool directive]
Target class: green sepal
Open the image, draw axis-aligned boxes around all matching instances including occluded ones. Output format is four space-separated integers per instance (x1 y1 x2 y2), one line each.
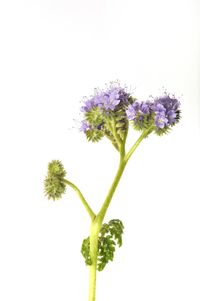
86 128 104 142
85 106 104 127
130 113 154 132
154 126 171 136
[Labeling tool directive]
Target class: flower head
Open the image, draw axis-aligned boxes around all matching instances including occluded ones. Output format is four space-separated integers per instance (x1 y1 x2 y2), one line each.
153 94 181 132
126 92 181 134
126 101 153 130
80 82 133 145
80 83 181 143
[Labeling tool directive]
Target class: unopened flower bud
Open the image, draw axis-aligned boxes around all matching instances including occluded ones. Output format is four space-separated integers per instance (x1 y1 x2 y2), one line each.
44 160 66 200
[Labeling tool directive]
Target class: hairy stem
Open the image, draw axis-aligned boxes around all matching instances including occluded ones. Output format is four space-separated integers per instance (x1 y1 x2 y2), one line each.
63 179 96 220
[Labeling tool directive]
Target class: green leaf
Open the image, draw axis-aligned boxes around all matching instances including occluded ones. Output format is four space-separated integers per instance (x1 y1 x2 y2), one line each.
81 237 92 265
81 219 124 271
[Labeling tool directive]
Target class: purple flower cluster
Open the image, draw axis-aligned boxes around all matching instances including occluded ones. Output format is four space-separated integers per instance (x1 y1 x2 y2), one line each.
153 95 180 128
126 94 180 131
126 101 150 119
79 82 181 141
81 84 130 113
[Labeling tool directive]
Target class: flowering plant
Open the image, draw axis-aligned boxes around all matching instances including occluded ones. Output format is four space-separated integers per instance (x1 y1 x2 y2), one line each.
44 82 181 301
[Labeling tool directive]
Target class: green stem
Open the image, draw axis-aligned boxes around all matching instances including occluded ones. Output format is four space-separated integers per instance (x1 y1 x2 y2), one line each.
63 179 96 221
98 128 152 223
98 157 126 222
120 125 129 158
88 219 101 301
124 128 151 163
88 262 97 301
88 128 152 300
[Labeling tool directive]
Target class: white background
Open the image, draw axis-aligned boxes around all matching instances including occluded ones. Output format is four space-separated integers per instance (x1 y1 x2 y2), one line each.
0 0 200 300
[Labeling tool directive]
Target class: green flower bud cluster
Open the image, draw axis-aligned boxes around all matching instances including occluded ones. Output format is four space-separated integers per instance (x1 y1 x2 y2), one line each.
44 160 66 200
85 103 133 150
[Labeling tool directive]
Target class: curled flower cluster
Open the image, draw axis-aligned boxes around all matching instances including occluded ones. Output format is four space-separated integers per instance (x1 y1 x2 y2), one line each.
80 83 181 147
126 94 181 134
80 82 134 148
44 160 67 200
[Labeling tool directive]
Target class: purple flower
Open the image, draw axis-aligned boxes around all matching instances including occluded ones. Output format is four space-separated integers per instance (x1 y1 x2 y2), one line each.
153 103 166 114
94 94 104 107
153 103 167 128
167 110 177 124
126 102 139 120
81 98 95 112
126 105 136 120
80 120 91 132
118 89 130 104
139 102 151 114
126 101 153 129
80 83 181 139
155 112 168 128
81 83 131 114
153 94 180 128
104 88 121 110
156 95 180 111
126 101 151 120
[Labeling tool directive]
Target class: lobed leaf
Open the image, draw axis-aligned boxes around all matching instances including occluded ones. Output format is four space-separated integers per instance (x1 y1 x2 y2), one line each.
81 219 124 271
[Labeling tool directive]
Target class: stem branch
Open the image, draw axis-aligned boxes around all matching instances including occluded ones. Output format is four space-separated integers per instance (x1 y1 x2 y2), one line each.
64 179 96 220
97 157 126 222
98 128 151 222
124 128 151 163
